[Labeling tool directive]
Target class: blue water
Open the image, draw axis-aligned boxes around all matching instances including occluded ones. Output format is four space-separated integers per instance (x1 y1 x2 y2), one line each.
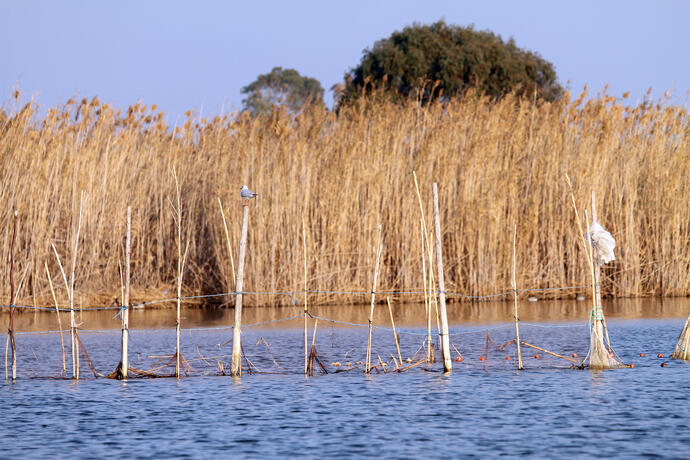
2 315 689 458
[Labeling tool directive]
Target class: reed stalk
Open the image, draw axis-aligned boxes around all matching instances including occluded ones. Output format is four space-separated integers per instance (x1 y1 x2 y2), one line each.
217 197 236 293
420 219 432 363
50 243 72 375
44 262 66 373
0 92 688 306
386 297 403 367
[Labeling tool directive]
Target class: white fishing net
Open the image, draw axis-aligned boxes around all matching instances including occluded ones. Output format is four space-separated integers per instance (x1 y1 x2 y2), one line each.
585 220 624 369
588 221 616 265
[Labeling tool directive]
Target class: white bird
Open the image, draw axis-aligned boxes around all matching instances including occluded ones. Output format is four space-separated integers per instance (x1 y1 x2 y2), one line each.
240 185 258 199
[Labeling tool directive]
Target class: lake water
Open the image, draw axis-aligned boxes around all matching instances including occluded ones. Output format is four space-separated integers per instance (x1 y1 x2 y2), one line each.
2 298 689 458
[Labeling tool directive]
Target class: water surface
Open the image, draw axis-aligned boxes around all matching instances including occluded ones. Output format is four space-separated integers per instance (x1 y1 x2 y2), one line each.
2 299 689 458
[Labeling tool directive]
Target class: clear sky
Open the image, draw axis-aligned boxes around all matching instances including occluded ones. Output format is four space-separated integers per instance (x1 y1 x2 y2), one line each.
3 0 689 122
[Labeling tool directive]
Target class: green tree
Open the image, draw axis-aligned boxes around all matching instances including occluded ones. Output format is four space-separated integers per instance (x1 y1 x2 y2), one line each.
339 21 563 106
241 67 324 115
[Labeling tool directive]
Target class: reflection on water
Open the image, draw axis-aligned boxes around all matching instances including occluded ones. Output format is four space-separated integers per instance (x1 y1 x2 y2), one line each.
2 297 689 332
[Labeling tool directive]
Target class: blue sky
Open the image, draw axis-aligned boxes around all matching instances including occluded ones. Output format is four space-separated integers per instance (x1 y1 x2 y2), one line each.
2 0 689 122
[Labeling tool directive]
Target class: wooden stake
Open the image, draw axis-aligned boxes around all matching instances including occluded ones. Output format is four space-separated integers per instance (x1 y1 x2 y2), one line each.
365 224 383 374
8 210 17 380
120 206 131 379
432 183 452 373
512 224 523 370
386 297 403 367
45 262 66 373
231 203 250 377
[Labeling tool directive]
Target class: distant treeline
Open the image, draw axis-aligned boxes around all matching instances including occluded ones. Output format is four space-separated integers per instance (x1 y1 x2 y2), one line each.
0 90 688 307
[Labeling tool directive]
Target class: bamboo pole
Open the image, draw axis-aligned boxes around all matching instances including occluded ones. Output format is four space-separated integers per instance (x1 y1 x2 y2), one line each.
172 168 189 379
386 297 403 367
365 224 383 374
8 210 17 380
45 262 66 373
231 203 250 377
521 342 579 363
591 191 614 351
512 224 523 370
565 175 602 368
591 192 603 318
70 193 84 380
302 217 309 376
432 183 452 373
120 206 131 379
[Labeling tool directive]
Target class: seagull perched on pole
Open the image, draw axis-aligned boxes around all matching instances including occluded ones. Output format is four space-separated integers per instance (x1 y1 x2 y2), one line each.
240 185 258 203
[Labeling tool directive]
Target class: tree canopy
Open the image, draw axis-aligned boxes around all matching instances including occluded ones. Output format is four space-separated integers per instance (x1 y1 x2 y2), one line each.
338 21 563 106
241 67 324 115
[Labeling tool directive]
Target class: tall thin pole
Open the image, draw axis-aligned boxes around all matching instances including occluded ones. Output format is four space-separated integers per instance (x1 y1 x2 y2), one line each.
172 168 188 379
120 206 131 379
303 218 308 376
70 193 84 380
231 204 250 377
365 224 383 374
432 183 452 373
591 191 601 309
8 210 17 380
591 191 612 352
512 224 523 370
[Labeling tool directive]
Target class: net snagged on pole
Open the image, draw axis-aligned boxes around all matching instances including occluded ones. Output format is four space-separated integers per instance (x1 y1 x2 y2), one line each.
583 193 624 370
672 313 690 361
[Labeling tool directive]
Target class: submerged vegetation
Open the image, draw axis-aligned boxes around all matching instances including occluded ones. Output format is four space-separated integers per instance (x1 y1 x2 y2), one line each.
0 89 688 307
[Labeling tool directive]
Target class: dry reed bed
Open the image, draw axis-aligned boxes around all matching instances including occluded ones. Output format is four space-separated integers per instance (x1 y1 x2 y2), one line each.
0 91 688 308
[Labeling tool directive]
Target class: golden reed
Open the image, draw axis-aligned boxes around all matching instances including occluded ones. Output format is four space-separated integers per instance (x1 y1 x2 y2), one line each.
0 90 688 307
